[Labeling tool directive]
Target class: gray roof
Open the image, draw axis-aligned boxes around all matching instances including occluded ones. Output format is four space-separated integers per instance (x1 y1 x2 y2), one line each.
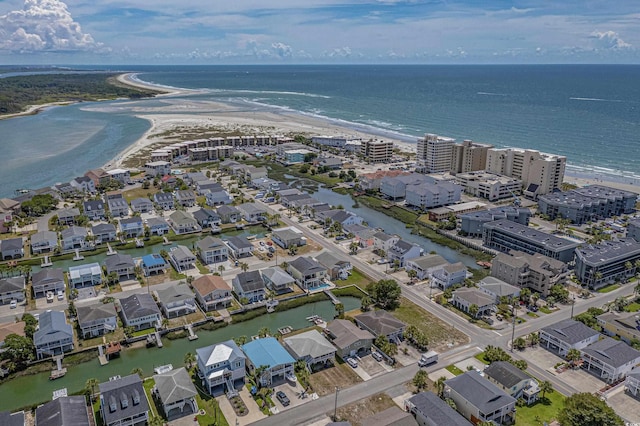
154 192 174 202
120 217 143 226
289 256 326 275
175 189 196 199
32 268 64 286
581 337 640 368
478 277 520 297
390 239 416 255
355 310 406 336
196 236 226 252
484 361 531 388
408 254 448 269
193 208 219 222
58 207 80 217
92 223 116 234
407 392 471 426
153 367 197 405
77 303 117 327
541 319 601 345
83 199 105 211
484 219 580 251
0 411 24 426
445 371 516 414
170 245 196 262
146 217 168 228
325 319 375 349
216 205 239 215
33 310 72 346
0 276 24 293
273 228 302 242
196 339 245 367
453 288 496 307
36 395 90 426
120 293 160 320
155 286 195 305
226 236 253 250
576 239 640 266
284 329 336 359
61 226 87 239
99 374 149 426
104 253 134 270
130 198 152 207
234 270 265 292
31 230 58 245
315 251 349 269
261 267 295 286
107 198 128 209
170 210 196 225
237 202 266 214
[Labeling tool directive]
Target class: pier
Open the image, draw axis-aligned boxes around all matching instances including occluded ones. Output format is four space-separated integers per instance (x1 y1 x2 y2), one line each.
106 243 116 256
154 331 163 348
72 249 84 261
323 289 340 305
135 238 144 248
162 236 170 245
185 324 198 341
49 356 67 380
306 315 326 328
41 256 52 267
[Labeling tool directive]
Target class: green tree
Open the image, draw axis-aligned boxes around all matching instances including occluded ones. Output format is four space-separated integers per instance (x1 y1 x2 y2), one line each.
366 279 402 310
407 269 418 282
549 284 569 303
513 337 527 351
184 352 196 369
233 335 248 346
1 334 35 368
434 376 446 398
566 348 581 365
85 378 99 402
360 295 373 312
468 304 479 319
348 241 359 255
540 380 553 400
412 370 429 392
558 393 623 426
335 302 345 319
258 327 271 338
239 262 249 272
131 367 144 379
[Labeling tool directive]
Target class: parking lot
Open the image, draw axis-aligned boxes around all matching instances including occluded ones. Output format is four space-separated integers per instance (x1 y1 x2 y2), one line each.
349 353 394 381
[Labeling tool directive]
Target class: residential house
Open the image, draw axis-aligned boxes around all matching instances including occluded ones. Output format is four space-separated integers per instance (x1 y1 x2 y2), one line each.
32 268 65 299
232 271 266 303
57 208 80 226
0 276 25 305
261 267 295 294
68 263 102 288
119 293 162 331
452 288 496 318
83 200 106 220
196 340 246 396
193 208 221 229
404 255 449 280
54 182 78 197
216 205 240 223
91 223 117 244
85 168 110 187
225 236 253 259
77 303 118 339
581 337 640 383
283 329 336 369
60 226 90 251
484 361 540 404
431 262 467 289
169 210 200 234
118 217 143 239
107 197 129 217
130 198 153 214
625 371 640 398
490 251 568 297
106 169 131 185
0 237 24 260
104 254 136 281
404 392 472 426
146 217 169 236
355 310 406 342
70 176 95 193
196 236 228 265
192 275 233 312
34 310 74 359
155 286 197 319
242 337 295 387
444 371 516 425
315 251 352 280
99 374 150 426
271 228 305 249
153 367 198 420
169 246 196 272
324 319 375 359
319 210 364 228
154 192 175 210
142 254 167 276
31 230 58 254
204 188 233 206
145 160 171 177
477 277 521 303
175 190 196 207
197 180 226 195
236 203 267 223
388 240 424 267
36 396 91 426
539 319 601 356
344 224 377 248
373 232 400 254
287 256 327 290
597 311 640 344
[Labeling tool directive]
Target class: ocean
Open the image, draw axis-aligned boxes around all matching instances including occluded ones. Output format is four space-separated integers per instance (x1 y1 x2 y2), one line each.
1 64 639 197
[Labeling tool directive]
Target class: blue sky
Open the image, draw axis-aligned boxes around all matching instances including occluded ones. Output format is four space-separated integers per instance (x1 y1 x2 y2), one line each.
0 0 638 64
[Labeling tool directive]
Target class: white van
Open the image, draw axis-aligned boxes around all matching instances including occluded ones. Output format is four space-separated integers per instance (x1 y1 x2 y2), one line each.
418 351 439 367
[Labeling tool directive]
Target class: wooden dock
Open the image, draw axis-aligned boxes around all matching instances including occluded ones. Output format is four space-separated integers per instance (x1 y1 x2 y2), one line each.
106 243 117 256
323 289 340 305
41 256 53 267
50 356 66 380
185 324 198 341
72 249 84 261
154 331 163 348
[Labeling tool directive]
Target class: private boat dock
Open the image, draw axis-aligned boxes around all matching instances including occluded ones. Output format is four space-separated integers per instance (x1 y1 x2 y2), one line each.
98 341 122 365
185 324 198 341
49 356 67 380
323 289 340 305
306 315 326 328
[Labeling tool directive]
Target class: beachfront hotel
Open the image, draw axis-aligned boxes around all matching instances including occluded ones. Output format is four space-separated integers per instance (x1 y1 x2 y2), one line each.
417 134 492 174
360 139 394 163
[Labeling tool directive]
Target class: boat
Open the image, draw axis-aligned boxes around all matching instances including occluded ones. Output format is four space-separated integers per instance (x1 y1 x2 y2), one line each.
286 373 297 383
153 364 174 374
278 326 293 335
246 235 257 240
235 223 245 230
49 368 67 380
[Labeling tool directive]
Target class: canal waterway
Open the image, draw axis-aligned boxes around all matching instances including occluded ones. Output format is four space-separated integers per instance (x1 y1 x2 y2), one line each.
0 297 359 412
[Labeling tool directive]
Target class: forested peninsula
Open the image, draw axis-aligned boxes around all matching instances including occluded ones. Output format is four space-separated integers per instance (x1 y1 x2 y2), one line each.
0 73 161 116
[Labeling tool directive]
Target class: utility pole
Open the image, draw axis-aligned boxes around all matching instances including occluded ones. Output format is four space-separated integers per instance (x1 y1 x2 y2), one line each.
333 386 340 421
570 294 576 319
510 304 516 352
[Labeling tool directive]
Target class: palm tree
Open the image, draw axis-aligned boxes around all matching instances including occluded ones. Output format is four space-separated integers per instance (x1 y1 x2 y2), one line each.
184 352 196 370
412 370 428 392
528 332 540 347
434 376 446 398
85 378 99 402
566 348 581 366
407 269 418 283
288 245 298 256
540 380 553 400
468 304 479 319
519 288 531 305
131 367 144 379
217 264 225 274
360 295 373 312
348 241 359 255
239 262 249 272
258 327 271 338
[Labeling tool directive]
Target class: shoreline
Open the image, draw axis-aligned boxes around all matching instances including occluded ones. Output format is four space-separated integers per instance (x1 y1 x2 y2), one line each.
0 101 75 121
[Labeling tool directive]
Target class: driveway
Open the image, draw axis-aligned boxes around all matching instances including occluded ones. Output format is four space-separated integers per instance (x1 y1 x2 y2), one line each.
272 381 308 411
357 354 387 378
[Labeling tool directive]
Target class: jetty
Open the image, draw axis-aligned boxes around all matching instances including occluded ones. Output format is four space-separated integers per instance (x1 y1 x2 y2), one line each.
162 236 170 245
154 331 163 348
106 243 117 256
99 340 122 365
266 299 279 313
72 249 84 261
135 238 144 248
278 326 293 335
50 356 67 380
41 255 53 267
185 324 198 341
323 289 340 305
210 226 221 234
306 315 326 328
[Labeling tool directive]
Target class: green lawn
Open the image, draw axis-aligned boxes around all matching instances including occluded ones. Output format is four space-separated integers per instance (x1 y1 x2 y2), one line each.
527 312 540 318
132 327 155 337
142 378 162 420
474 352 490 365
539 306 552 314
516 392 565 426
445 365 464 376
624 302 640 312
196 393 229 426
597 284 621 293
338 268 372 288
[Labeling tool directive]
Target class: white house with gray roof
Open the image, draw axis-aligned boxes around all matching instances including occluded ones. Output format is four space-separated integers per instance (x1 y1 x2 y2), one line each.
57 208 80 226
119 217 144 238
580 337 640 383
99 374 149 426
236 202 267 223
153 367 198 420
107 197 129 217
225 236 253 259
484 361 540 404
431 262 467 289
119 293 162 331
539 319 601 356
444 371 516 425
83 199 106 220
30 230 59 254
232 270 266 303
452 288 495 318
130 198 153 214
169 210 200 234
77 302 117 339
60 226 91 251
196 236 228 265
155 286 197 319
216 205 240 223
104 254 136 281
355 310 406 342
34 310 74 359
0 237 23 260
283 329 336 369
69 263 102 288
287 256 327 290
0 276 25 305
146 217 169 236
175 190 196 207
196 340 246 396
372 232 400 253
478 277 521 302
32 268 65 299
271 227 305 249
315 251 352 280
261 267 295 294
388 239 424 267
404 392 472 426
169 246 196 272
405 254 449 280
92 223 117 244
154 192 175 210
625 371 640 397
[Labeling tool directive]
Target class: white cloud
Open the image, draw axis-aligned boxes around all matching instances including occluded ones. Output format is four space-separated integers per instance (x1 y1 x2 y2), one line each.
0 0 107 53
326 46 352 57
590 30 632 50
271 42 292 58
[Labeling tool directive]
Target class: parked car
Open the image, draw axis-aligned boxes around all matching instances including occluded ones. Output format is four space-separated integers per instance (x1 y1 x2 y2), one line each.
259 241 266 246
371 351 383 362
46 292 54 303
9 300 17 309
276 390 290 406
346 357 358 368
57 290 65 300
268 246 275 253
482 316 494 325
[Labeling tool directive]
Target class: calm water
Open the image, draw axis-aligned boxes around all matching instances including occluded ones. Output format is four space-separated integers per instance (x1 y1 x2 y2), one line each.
0 297 360 412
1 65 640 197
